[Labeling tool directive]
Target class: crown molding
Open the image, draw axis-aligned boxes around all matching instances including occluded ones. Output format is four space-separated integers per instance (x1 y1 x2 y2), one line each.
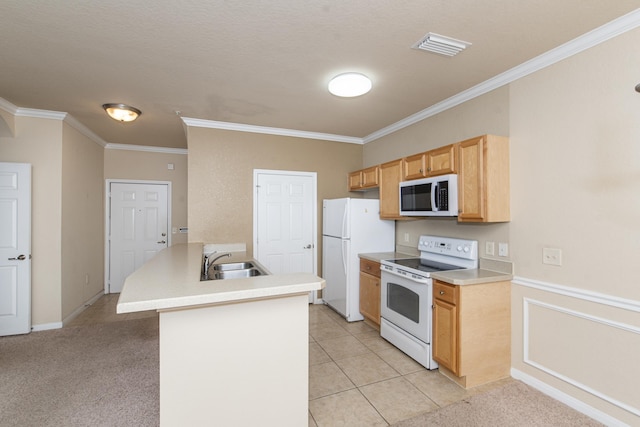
63 115 108 147
363 8 640 144
15 107 67 121
0 97 19 115
105 143 188 155
181 117 364 145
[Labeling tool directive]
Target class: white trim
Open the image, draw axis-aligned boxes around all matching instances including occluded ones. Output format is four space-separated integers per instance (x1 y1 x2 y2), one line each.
511 369 630 427
63 115 107 147
104 179 173 294
31 322 63 332
0 97 19 115
521 298 640 419
363 8 640 143
14 107 67 121
105 143 188 155
62 290 105 326
512 276 640 313
182 117 363 145
252 169 319 303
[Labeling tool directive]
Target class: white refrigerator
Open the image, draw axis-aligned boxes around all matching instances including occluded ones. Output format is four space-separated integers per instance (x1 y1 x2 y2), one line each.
322 198 395 322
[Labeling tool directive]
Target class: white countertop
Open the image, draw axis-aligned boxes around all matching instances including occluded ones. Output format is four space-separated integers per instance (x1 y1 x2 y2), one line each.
116 243 325 313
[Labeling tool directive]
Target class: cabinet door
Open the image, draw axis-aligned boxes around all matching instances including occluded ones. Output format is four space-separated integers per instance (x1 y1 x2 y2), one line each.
458 136 485 221
359 272 380 325
379 159 403 219
403 152 427 180
433 298 458 374
361 166 380 188
348 170 363 191
426 144 457 176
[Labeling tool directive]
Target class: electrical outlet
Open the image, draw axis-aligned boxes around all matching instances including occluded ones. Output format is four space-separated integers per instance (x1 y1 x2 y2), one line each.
485 241 495 256
85 274 89 285
498 243 508 257
543 248 562 266
404 233 410 243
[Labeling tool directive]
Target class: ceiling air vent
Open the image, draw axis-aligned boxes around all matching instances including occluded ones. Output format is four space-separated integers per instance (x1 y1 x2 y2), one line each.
411 32 471 57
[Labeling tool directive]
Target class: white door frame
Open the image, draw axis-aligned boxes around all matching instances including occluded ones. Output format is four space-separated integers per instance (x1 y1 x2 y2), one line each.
252 169 318 301
104 179 172 294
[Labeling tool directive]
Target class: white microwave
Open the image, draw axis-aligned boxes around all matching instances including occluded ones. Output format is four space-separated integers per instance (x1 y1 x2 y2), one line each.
399 174 458 216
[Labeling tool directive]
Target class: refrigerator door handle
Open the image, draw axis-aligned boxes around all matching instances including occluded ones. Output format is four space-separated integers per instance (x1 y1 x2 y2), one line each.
341 203 348 238
341 240 348 275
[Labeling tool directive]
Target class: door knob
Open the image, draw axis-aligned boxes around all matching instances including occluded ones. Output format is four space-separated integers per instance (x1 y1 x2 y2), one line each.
303 244 313 249
157 240 166 244
8 254 27 261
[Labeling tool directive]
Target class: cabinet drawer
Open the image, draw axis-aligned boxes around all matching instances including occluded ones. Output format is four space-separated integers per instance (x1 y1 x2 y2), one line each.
360 259 381 277
433 281 457 305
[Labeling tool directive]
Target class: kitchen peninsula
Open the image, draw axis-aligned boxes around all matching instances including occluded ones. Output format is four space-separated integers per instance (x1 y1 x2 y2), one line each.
117 243 325 427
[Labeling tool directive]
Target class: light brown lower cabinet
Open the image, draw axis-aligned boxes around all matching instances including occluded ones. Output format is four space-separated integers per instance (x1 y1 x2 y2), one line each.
432 279 511 388
359 258 381 326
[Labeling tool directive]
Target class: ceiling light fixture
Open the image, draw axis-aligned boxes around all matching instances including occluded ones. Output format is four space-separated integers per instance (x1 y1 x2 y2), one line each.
102 103 142 122
328 73 372 97
412 32 471 57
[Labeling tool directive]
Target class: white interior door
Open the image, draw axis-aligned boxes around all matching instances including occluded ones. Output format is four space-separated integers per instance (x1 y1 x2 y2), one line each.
108 182 169 293
0 162 31 336
254 170 316 302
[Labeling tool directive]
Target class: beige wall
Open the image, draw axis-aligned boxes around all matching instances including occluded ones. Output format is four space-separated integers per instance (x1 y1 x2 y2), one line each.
0 116 63 325
186 127 362 259
104 148 189 245
508 28 640 425
364 87 511 254
61 123 105 319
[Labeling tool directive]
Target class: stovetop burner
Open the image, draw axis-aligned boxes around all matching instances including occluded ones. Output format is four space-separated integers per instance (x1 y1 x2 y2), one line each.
386 258 463 273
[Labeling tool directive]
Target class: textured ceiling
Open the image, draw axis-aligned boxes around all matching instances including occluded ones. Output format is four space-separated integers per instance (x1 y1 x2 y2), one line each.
1 1 638 149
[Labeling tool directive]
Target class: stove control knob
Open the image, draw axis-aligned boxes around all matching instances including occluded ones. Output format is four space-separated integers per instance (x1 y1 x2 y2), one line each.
457 245 463 252
463 246 470 253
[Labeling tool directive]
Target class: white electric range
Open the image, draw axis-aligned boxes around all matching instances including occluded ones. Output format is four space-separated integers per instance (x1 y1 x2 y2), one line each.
380 235 478 369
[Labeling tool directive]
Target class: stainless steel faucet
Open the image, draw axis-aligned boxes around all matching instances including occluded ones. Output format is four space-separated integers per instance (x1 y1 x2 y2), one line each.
203 252 232 278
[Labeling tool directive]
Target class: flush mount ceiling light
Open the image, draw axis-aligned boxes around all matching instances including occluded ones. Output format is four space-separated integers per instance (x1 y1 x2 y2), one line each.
412 32 471 57
328 73 372 97
102 103 142 122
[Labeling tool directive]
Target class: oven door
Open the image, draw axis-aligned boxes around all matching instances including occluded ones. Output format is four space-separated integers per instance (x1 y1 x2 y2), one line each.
380 270 432 343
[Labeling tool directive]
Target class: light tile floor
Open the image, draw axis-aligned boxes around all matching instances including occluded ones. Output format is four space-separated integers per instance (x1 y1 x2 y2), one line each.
67 295 512 426
307 303 512 426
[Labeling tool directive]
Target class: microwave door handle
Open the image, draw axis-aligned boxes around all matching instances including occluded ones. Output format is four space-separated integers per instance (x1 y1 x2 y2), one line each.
432 182 438 211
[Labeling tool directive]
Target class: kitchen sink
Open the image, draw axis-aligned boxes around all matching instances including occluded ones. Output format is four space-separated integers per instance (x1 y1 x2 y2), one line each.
210 268 263 280
202 260 268 281
211 262 255 271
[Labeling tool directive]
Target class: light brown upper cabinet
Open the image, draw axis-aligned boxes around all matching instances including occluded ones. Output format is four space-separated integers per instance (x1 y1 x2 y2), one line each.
457 135 510 222
403 144 457 181
379 159 404 219
348 165 379 191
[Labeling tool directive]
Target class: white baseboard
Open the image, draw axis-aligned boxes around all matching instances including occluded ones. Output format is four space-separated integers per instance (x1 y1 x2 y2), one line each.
32 291 105 331
511 368 629 427
62 291 104 326
31 322 63 332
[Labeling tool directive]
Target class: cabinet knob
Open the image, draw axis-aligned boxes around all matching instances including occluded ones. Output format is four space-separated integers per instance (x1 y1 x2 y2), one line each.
439 290 445 295
419 168 423 173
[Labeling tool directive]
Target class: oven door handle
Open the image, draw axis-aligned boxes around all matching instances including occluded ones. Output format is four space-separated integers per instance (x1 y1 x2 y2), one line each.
383 267 430 284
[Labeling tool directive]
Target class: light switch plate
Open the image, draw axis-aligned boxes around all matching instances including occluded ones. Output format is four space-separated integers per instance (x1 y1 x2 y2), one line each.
543 248 562 266
498 243 508 257
485 241 495 256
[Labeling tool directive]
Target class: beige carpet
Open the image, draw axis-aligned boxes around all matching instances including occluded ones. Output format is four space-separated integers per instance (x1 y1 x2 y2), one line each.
391 379 603 427
0 317 159 427
2 316 604 427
